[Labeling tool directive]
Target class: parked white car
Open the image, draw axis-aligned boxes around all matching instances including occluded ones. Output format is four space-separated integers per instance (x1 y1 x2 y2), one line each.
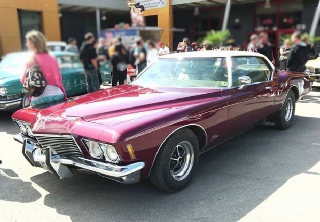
46 41 67 52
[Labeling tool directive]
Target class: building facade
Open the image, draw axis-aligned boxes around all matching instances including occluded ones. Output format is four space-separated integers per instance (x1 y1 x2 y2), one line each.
0 0 61 56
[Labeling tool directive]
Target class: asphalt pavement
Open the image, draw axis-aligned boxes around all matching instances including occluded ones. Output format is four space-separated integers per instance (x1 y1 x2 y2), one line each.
1 86 320 222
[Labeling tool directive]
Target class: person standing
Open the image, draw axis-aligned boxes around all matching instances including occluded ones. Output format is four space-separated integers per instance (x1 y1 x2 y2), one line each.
201 41 210 51
287 31 309 72
183 38 193 52
22 30 66 106
65 37 78 53
279 39 291 71
146 40 158 66
247 34 258 52
158 42 170 56
111 43 128 87
134 40 147 74
191 42 199 51
80 32 100 93
257 32 275 64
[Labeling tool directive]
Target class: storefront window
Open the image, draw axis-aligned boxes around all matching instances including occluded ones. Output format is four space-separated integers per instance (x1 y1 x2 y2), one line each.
279 2 303 29
18 10 42 50
256 3 277 30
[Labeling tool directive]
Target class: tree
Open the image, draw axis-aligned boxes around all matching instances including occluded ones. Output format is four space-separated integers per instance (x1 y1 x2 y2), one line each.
198 30 230 47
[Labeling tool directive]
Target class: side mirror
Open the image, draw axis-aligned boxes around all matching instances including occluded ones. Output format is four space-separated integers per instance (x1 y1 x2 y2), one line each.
238 76 251 85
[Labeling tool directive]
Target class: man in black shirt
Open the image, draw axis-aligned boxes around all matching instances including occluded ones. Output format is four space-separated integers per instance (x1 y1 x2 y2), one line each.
80 33 100 93
287 31 309 72
257 32 275 64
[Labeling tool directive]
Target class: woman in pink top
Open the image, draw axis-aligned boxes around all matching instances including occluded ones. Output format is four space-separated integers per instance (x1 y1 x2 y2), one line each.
21 30 66 107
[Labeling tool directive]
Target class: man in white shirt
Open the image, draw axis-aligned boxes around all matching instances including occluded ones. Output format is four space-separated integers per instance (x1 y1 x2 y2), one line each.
158 42 170 56
247 34 259 52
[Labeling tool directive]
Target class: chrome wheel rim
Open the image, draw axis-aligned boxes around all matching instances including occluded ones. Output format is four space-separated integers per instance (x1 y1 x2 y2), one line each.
284 98 293 122
170 141 194 181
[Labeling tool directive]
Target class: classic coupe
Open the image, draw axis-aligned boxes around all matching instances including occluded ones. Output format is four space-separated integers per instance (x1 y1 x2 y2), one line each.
12 51 311 192
306 56 320 83
0 51 87 111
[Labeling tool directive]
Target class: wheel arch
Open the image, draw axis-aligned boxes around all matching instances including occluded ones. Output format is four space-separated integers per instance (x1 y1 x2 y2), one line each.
290 86 299 101
148 124 208 177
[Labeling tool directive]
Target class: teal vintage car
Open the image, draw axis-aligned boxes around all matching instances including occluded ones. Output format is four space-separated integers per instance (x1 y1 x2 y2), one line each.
0 51 87 111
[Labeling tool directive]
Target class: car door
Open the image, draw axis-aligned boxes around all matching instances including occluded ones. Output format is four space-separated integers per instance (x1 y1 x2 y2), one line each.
226 56 275 134
57 55 86 97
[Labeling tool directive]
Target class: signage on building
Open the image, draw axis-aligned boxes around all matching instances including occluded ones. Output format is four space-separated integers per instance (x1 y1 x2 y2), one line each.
101 29 139 48
134 0 167 9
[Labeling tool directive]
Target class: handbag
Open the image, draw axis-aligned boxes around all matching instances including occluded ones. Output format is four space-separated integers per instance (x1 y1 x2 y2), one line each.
22 58 47 97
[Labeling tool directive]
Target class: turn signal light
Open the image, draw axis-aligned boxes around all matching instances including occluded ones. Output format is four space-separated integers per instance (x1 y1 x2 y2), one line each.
126 144 136 160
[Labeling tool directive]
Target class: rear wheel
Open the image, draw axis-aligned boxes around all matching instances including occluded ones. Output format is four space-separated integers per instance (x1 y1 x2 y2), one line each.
150 128 199 192
274 90 295 130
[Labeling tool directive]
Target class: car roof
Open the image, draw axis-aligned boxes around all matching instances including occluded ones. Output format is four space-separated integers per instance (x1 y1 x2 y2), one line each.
161 50 265 59
160 51 275 69
46 41 67 46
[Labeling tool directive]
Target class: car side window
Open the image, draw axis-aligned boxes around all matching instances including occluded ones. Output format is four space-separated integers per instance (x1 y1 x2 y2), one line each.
72 56 83 68
56 56 73 69
231 56 272 86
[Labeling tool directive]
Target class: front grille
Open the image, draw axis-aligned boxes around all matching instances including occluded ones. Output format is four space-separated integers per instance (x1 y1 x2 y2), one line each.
0 95 8 101
35 135 82 158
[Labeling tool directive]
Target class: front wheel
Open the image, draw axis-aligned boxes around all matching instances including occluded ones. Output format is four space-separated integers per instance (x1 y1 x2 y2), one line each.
150 128 199 192
274 90 295 130
21 94 31 108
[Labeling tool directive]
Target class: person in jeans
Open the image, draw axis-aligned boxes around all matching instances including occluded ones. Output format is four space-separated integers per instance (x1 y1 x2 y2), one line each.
21 30 66 106
80 33 100 93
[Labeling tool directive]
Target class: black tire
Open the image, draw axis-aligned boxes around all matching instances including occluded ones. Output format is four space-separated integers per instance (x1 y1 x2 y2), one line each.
274 90 295 130
21 94 30 108
150 128 199 192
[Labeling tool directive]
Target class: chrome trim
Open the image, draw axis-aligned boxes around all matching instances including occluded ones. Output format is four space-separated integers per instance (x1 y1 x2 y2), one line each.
148 124 208 177
20 138 144 184
34 133 83 157
309 74 320 76
0 98 21 110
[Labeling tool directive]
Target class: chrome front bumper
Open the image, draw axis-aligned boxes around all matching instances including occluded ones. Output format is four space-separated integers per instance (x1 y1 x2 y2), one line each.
0 98 21 111
14 134 145 184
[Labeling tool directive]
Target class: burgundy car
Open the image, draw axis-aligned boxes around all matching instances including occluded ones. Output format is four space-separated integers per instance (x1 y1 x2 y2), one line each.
12 51 311 192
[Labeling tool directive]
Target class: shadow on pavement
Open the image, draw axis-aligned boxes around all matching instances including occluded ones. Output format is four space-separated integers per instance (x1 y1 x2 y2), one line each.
0 111 19 135
28 115 320 222
0 168 42 203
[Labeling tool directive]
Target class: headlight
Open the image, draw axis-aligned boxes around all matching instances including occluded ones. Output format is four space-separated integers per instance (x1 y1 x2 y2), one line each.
0 87 7 95
83 140 104 159
100 144 119 163
82 139 119 163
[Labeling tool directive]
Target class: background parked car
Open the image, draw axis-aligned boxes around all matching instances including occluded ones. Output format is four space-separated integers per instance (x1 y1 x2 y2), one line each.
0 51 87 111
46 41 67 52
306 57 320 83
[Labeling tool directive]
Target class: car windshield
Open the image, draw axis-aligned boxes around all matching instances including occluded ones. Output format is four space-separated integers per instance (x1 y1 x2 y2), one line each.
132 57 229 88
0 53 29 69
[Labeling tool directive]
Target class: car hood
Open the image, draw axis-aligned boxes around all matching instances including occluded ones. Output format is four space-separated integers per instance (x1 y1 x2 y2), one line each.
0 68 22 82
41 85 223 127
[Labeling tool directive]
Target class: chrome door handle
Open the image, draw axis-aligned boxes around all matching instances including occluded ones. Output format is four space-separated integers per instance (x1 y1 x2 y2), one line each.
265 86 272 90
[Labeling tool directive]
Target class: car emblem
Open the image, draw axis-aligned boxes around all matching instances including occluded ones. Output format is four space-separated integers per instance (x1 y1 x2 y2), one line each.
211 135 219 141
59 144 69 149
